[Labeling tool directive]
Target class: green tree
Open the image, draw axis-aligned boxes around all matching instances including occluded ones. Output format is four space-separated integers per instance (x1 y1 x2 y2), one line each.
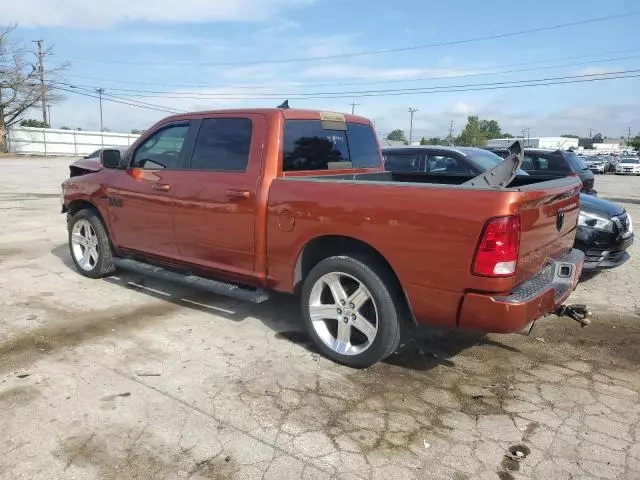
420 137 443 145
131 128 142 134
592 133 604 143
478 119 502 140
60 126 71 130
561 134 580 138
628 135 640 151
456 116 484 146
502 133 515 138
386 129 407 143
456 116 506 146
20 119 49 128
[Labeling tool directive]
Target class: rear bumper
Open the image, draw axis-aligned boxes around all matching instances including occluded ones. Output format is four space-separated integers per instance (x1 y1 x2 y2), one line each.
458 249 584 333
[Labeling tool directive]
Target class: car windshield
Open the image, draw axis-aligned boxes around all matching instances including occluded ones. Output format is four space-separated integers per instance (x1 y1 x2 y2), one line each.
621 158 640 164
466 148 529 175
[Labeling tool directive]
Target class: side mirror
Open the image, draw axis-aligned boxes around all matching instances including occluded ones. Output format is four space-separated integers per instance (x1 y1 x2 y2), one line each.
100 149 122 169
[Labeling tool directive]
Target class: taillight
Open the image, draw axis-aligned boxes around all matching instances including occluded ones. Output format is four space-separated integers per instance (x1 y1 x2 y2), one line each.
472 215 521 277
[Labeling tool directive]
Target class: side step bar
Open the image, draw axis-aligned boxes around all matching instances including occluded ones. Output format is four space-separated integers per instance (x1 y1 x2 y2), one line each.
112 258 270 304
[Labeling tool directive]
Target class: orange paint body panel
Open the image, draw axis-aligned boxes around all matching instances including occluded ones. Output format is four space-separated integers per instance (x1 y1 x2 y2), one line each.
62 108 584 334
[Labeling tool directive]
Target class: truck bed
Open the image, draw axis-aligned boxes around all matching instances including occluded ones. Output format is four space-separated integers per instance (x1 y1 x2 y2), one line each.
291 171 569 189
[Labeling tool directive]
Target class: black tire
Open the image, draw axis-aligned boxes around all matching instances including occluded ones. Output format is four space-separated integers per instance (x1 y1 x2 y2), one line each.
300 255 404 368
68 209 116 279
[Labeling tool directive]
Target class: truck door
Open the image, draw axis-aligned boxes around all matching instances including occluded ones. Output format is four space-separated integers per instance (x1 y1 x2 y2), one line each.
105 121 194 259
171 114 266 281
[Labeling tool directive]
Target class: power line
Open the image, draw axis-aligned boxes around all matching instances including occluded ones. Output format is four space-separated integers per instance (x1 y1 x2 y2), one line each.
63 12 639 67
52 69 640 100
58 48 640 91
54 86 184 114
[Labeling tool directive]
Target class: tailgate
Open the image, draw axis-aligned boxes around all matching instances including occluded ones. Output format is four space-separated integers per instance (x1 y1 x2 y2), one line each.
514 181 582 283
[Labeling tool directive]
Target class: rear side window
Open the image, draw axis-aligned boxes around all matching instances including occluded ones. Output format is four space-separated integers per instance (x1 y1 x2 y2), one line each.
564 153 588 172
282 120 380 171
384 153 419 172
189 118 252 171
523 154 571 172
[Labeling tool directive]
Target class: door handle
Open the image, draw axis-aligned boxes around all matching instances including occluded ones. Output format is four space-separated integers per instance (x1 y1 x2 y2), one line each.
152 184 172 192
225 189 251 199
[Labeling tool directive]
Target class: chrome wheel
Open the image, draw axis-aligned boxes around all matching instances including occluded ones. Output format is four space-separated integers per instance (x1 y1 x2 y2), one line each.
308 272 378 356
71 219 99 272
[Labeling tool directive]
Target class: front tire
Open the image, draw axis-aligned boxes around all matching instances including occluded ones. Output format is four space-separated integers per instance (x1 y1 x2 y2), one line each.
300 255 403 368
68 209 115 278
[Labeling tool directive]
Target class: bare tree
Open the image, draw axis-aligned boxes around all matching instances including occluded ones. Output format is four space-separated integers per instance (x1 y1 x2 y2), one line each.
0 25 67 152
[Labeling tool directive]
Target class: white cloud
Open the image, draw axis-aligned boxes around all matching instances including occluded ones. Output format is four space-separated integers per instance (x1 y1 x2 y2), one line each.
5 0 314 27
300 65 428 80
451 101 474 116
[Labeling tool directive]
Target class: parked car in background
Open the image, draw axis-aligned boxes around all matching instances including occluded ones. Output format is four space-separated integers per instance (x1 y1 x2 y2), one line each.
59 109 590 368
486 147 596 194
383 146 633 271
585 156 612 174
615 157 640 175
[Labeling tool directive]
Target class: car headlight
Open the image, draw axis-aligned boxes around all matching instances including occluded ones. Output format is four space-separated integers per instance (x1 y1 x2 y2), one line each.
578 211 615 232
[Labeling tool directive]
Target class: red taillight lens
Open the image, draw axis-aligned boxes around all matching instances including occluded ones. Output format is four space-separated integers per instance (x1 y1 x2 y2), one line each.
472 215 521 277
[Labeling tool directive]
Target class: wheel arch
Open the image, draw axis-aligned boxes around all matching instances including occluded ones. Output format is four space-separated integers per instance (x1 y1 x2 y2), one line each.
66 199 117 252
293 235 415 324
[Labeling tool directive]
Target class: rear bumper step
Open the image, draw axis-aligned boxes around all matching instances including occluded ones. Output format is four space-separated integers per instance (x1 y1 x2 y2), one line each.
112 258 270 304
457 249 585 333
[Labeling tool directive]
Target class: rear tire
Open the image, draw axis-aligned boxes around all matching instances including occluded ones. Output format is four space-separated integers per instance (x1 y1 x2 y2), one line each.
300 255 403 368
68 209 115 278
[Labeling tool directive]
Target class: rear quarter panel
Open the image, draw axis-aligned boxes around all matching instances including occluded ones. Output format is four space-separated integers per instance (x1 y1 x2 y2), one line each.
266 176 581 327
267 178 550 327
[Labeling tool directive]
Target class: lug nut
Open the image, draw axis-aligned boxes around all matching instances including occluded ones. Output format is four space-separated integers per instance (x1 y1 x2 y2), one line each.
340 299 346 305
343 317 349 323
349 303 355 309
351 314 356 320
337 308 342 315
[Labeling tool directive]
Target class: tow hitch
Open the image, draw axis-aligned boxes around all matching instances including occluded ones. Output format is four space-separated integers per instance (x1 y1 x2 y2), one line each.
555 304 592 327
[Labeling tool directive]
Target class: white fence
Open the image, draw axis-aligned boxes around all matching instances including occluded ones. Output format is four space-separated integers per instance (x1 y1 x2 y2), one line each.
7 126 140 157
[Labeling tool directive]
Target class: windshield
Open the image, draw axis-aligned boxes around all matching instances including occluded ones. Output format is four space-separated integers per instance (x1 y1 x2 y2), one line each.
466 148 528 175
621 158 640 164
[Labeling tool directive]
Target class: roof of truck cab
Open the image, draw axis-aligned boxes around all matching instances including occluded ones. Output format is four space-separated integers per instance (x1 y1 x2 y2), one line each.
158 108 372 125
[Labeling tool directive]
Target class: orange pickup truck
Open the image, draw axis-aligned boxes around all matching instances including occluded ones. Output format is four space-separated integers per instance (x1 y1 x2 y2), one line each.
61 108 588 367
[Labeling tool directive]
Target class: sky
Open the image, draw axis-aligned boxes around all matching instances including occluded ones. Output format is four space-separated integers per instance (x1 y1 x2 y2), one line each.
4 0 640 140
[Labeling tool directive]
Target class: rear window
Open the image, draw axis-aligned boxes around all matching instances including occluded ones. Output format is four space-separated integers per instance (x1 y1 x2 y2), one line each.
466 149 503 170
622 158 640 164
282 120 380 171
564 152 588 171
523 154 572 172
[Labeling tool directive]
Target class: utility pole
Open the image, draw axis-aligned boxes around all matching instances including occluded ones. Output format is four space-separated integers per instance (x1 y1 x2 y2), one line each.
47 105 52 127
349 101 360 115
408 107 418 145
96 88 105 132
628 127 632 146
521 128 526 146
32 40 47 126
588 128 593 139
448 120 455 145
